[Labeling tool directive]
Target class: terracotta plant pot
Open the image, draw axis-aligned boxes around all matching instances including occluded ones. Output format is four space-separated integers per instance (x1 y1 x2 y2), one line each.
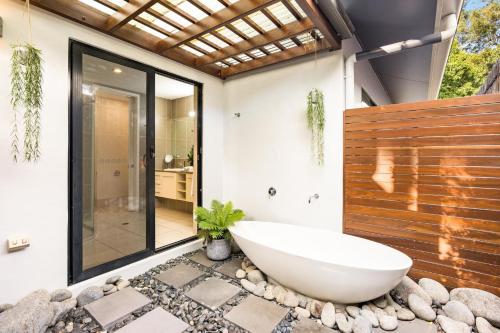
206 238 231 261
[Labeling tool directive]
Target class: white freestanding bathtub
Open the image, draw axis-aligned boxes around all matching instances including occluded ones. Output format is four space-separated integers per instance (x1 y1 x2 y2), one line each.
229 221 412 304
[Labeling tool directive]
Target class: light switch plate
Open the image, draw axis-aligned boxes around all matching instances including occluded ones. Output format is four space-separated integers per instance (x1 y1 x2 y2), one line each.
7 236 30 252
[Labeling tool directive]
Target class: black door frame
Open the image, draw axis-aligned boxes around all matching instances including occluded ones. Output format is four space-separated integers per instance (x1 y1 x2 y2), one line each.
68 40 203 284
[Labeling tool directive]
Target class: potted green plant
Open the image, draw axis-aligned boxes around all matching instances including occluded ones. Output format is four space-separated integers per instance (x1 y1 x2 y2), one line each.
195 200 245 260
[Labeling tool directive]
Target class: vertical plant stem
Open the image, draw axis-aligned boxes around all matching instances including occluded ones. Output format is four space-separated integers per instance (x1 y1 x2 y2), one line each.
10 45 24 162
23 44 43 161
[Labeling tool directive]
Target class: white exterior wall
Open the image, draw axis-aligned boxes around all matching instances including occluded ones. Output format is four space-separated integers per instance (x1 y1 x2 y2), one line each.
222 52 345 230
221 42 391 231
0 0 224 304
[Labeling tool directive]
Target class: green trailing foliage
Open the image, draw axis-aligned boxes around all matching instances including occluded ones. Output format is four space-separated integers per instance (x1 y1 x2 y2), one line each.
306 89 325 165
195 200 245 241
10 43 43 162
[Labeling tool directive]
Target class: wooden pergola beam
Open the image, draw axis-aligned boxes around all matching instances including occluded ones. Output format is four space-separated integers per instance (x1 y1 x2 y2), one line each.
157 0 281 53
105 0 161 32
112 24 221 76
29 0 221 77
30 0 109 30
29 0 336 79
294 0 340 49
220 42 329 77
196 18 314 67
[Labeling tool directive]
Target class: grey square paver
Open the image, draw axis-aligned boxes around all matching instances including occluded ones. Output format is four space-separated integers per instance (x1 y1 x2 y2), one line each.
374 318 437 333
215 257 243 278
186 278 241 310
189 251 217 267
84 287 151 329
114 307 189 333
224 295 288 333
292 318 338 333
154 263 204 288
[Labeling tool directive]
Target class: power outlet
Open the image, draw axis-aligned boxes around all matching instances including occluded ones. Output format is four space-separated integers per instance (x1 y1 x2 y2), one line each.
7 236 30 252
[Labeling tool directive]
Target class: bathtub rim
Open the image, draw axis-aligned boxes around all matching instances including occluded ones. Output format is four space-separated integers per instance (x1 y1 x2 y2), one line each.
229 221 413 273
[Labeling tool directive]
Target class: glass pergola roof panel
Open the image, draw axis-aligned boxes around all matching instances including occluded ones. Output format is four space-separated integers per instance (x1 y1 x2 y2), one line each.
191 39 217 53
138 12 179 34
215 61 229 68
151 3 169 14
237 53 253 62
231 19 259 38
267 2 296 25
180 44 205 56
199 0 226 12
296 32 315 44
264 43 281 53
79 0 116 15
177 1 209 21
290 0 307 18
280 38 297 49
107 0 128 7
225 57 240 65
215 26 244 44
164 10 192 28
129 20 168 39
249 49 266 58
203 33 230 48
247 11 277 32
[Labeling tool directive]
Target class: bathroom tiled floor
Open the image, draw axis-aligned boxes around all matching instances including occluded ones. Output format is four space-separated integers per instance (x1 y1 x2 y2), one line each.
83 206 195 269
81 250 438 333
155 207 195 248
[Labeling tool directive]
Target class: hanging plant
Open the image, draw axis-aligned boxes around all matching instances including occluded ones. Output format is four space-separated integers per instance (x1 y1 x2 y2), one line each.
10 0 43 162
306 89 325 165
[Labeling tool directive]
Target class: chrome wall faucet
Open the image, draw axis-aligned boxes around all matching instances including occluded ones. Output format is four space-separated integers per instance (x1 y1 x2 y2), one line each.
308 194 319 203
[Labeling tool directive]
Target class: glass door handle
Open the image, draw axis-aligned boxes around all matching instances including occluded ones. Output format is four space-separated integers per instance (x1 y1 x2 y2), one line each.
149 145 155 159
142 146 155 167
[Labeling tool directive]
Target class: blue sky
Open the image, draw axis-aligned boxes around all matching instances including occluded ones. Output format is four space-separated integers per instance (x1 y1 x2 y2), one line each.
464 0 490 10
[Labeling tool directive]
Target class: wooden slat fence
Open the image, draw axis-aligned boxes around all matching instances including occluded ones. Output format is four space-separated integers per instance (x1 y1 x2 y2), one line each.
343 94 500 296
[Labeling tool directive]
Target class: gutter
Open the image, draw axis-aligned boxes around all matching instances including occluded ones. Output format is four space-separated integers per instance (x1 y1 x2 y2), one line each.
345 13 458 109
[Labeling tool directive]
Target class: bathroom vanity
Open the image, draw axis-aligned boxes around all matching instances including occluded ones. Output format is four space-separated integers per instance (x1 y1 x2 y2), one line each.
155 170 193 202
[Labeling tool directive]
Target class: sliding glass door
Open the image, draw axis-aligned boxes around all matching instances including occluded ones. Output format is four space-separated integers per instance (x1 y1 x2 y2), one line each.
70 42 155 282
69 41 202 283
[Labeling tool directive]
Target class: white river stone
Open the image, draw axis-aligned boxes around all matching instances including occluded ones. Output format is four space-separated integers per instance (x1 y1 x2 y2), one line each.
443 300 475 326
360 309 379 327
437 315 471 333
394 276 432 305
408 294 436 321
450 288 500 327
379 315 398 331
419 278 449 305
321 302 336 328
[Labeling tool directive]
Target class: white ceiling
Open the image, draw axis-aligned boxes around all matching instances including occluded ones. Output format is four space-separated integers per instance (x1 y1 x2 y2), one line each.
155 74 194 100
